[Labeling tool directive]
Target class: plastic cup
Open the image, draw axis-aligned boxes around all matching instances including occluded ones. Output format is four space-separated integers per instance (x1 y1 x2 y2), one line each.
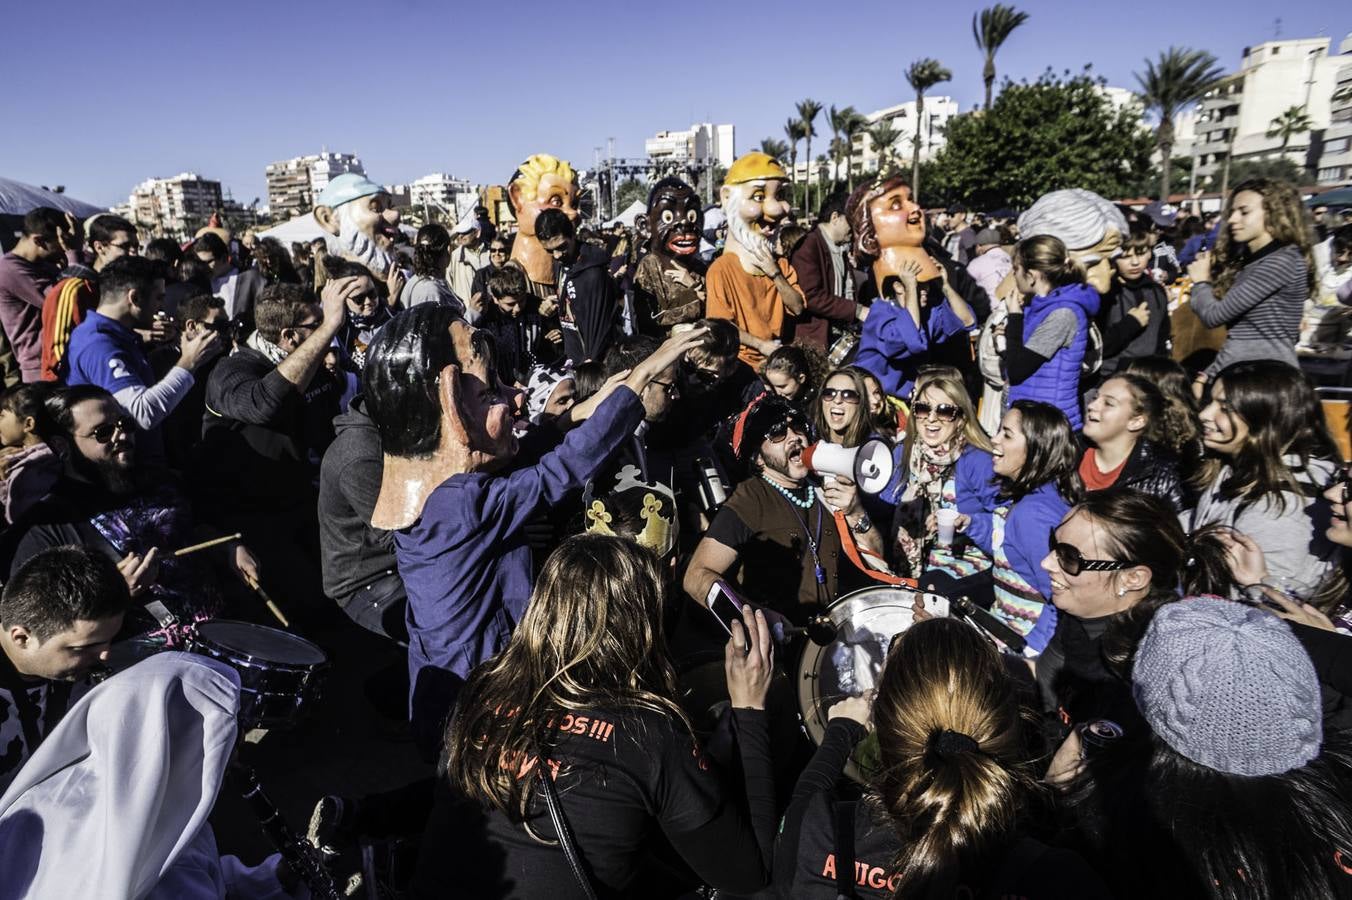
935 508 960 547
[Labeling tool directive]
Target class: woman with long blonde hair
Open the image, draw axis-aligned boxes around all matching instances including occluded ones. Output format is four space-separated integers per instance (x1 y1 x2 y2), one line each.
773 617 1110 898
1187 178 1315 394
893 366 998 581
416 534 778 899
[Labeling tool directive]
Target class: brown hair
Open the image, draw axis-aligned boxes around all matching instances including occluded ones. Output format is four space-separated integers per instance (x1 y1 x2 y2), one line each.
1211 179 1316 298
814 367 873 448
871 617 1039 897
846 175 910 260
1013 235 1086 289
1100 373 1194 459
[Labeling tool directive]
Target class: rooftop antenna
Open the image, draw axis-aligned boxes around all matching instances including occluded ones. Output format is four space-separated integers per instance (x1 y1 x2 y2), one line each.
1274 17 1282 39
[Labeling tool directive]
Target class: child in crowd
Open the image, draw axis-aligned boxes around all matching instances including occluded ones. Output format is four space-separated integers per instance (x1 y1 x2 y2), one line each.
0 383 59 523
1095 222 1171 380
476 262 563 386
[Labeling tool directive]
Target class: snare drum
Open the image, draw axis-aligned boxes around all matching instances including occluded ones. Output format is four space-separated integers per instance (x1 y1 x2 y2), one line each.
189 620 328 729
797 586 917 779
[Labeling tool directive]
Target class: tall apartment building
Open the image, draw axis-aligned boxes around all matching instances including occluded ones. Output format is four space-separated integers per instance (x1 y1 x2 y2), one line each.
125 172 223 238
265 152 365 219
845 96 960 180
1193 35 1352 185
1317 57 1352 184
644 123 736 169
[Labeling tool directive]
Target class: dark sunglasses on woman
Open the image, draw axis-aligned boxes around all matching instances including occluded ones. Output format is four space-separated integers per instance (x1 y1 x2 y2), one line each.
1048 528 1134 577
911 401 961 422
820 387 861 404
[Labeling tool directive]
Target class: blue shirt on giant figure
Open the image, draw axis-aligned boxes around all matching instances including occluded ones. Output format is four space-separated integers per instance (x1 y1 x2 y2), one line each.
396 388 644 755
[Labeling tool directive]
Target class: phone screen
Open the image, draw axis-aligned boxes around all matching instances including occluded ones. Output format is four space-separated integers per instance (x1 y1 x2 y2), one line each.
705 580 745 637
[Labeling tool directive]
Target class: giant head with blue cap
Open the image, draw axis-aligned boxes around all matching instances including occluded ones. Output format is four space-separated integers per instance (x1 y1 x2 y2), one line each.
313 172 402 279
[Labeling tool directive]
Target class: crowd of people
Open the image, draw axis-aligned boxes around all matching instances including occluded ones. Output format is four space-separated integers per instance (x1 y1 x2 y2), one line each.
0 151 1351 899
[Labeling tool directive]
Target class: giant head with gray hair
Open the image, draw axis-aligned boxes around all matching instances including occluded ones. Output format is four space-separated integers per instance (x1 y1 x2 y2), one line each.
1016 188 1128 294
312 173 402 278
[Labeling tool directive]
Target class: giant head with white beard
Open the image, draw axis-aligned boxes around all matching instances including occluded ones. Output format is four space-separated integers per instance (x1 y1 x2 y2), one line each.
719 152 793 274
313 173 402 278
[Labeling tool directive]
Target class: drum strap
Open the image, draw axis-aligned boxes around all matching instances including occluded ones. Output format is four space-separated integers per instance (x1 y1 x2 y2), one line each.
833 799 857 899
832 510 917 589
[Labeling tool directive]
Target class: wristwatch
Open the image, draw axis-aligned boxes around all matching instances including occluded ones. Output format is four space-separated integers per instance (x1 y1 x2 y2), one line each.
851 515 873 535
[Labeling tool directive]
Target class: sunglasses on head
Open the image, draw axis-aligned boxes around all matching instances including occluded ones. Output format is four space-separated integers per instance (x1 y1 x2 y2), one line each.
912 401 961 422
1048 528 1134 577
82 416 135 445
766 415 809 443
821 387 861 404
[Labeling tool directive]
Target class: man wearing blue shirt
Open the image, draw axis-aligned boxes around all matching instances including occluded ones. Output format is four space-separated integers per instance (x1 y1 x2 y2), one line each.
64 257 221 457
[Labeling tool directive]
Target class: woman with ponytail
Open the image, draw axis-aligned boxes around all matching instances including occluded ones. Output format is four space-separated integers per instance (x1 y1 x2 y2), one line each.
401 223 464 314
773 616 1110 899
1078 373 1190 510
1002 235 1100 429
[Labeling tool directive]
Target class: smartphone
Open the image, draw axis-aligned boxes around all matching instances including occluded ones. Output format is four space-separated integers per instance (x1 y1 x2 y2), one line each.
705 579 746 637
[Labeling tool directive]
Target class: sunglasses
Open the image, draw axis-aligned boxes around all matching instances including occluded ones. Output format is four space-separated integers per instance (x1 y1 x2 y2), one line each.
650 378 679 398
766 415 810 443
821 387 861 404
912 401 961 422
80 416 134 445
1336 467 1352 505
1048 528 1134 577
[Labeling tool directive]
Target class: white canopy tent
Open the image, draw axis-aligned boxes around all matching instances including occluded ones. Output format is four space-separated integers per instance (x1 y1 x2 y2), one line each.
0 177 105 218
605 200 647 228
257 212 418 248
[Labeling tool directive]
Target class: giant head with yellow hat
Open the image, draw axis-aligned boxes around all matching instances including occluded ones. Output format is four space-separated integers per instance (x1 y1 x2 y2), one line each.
720 151 792 271
508 153 580 286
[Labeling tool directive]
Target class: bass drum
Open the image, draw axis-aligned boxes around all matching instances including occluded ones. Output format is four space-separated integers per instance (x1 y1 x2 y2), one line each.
797 586 918 781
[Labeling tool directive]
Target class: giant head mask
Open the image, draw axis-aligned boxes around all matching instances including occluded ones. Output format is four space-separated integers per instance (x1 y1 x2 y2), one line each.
313 173 402 278
647 177 703 260
507 153 580 286
719 152 792 271
846 175 940 292
1017 188 1128 295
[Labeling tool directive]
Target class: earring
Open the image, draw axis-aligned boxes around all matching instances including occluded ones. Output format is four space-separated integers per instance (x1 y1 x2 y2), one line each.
1116 587 1127 597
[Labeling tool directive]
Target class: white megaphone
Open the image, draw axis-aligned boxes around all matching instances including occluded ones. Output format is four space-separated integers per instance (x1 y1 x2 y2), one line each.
801 439 895 494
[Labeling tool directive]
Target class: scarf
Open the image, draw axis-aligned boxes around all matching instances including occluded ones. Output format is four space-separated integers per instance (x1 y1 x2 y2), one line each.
245 329 288 365
898 438 964 574
525 360 571 424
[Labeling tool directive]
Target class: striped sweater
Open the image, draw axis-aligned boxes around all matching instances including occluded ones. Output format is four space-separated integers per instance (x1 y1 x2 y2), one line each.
1190 242 1307 376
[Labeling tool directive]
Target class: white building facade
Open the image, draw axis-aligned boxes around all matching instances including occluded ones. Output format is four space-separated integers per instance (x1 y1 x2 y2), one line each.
265 152 365 220
844 96 961 179
125 172 223 237
645 123 736 169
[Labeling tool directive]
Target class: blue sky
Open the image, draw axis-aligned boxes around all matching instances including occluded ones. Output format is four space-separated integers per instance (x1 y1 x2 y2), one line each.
0 0 1347 209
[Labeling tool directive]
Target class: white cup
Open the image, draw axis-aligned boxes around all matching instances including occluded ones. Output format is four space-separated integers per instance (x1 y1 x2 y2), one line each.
935 508 960 547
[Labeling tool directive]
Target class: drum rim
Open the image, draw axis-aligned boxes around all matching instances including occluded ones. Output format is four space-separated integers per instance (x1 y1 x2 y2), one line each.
191 619 328 667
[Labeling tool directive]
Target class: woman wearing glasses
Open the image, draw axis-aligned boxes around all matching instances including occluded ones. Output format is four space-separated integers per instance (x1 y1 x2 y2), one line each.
892 366 997 581
1078 373 1190 510
969 401 1082 654
1187 360 1340 601
812 367 906 524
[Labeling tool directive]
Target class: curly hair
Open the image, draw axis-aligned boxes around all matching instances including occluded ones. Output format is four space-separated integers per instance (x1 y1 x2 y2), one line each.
1211 179 1316 298
846 174 911 260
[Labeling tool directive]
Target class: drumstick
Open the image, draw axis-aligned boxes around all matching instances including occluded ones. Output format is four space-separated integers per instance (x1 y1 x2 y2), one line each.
173 532 243 557
243 573 290 628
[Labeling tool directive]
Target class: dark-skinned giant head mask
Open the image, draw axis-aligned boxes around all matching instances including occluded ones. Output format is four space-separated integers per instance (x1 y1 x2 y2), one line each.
507 153 580 286
313 173 402 277
647 178 703 259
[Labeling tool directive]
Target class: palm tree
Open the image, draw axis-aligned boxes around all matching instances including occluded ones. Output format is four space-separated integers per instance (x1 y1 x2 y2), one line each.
1267 104 1315 151
905 58 952 199
842 110 869 192
759 137 790 166
972 4 1029 111
829 137 851 186
784 119 807 191
797 99 823 210
867 122 902 173
1136 47 1224 201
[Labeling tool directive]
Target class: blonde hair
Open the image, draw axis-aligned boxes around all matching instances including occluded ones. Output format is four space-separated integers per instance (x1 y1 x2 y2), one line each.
901 366 992 471
871 617 1039 897
509 154 577 210
1211 178 1316 298
1013 234 1086 288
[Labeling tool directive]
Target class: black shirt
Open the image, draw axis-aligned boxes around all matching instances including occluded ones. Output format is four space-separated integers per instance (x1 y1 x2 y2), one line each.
0 648 73 794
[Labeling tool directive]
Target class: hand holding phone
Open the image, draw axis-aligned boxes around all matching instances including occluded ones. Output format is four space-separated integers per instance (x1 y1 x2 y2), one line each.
724 604 773 711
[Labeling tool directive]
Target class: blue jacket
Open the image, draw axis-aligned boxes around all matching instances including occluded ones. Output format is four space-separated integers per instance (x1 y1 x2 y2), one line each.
856 297 968 398
948 447 1001 548
397 388 645 746
1008 283 1099 429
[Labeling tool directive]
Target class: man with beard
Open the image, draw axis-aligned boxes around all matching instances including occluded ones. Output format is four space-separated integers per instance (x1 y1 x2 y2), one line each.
64 256 222 462
506 153 581 296
537 209 620 364
684 395 877 624
312 173 403 286
362 304 706 755
2 385 259 632
706 153 805 369
633 178 707 336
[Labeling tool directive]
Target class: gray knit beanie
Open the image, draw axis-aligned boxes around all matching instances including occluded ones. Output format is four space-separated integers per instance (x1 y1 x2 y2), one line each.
1132 597 1322 777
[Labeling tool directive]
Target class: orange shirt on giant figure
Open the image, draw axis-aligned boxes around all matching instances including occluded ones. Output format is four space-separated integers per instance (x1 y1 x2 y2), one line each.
705 153 805 368
507 154 580 293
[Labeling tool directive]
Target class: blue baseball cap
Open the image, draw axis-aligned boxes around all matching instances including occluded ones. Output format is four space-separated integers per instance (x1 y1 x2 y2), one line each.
316 173 386 208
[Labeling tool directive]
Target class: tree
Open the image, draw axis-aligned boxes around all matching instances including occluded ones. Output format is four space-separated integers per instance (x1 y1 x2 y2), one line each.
785 119 807 191
759 137 790 166
1226 156 1303 186
797 98 823 211
1267 105 1314 150
906 58 953 200
614 178 647 213
841 110 869 192
1135 47 1223 200
972 4 1030 111
866 122 903 173
925 68 1154 210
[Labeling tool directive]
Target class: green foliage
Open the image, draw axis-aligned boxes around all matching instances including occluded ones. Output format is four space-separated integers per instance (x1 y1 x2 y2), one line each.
760 138 790 164
615 178 647 212
925 68 1154 209
1226 156 1303 185
1267 105 1314 149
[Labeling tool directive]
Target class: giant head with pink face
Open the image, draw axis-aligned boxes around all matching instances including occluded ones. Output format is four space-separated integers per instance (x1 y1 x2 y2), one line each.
507 153 580 287
313 173 402 278
719 152 792 271
846 175 941 292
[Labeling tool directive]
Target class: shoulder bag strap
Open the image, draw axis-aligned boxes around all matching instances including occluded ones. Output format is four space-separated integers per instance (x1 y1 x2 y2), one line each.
536 764 599 900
